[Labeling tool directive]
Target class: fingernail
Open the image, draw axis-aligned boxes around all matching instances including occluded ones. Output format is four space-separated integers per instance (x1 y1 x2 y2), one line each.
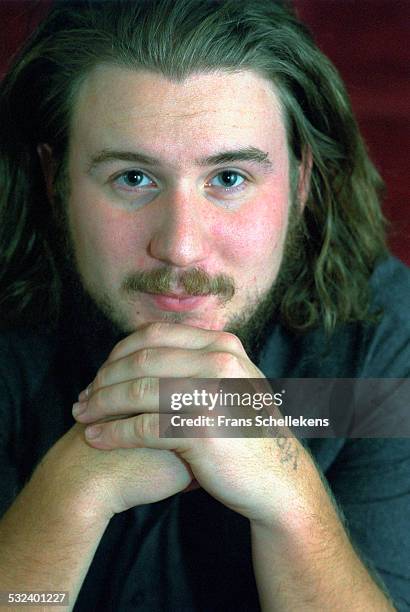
72 402 87 417
85 425 102 440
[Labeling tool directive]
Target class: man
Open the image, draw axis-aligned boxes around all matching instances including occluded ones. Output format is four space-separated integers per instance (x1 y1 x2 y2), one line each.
0 0 408 610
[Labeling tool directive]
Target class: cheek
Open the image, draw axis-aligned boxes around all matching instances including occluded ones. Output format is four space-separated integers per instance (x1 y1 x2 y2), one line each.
68 194 144 273
211 201 288 265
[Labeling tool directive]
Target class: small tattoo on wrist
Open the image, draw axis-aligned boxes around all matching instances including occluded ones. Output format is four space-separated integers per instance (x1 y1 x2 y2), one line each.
275 437 299 470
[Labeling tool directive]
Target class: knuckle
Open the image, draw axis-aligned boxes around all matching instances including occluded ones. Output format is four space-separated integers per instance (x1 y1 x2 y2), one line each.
133 348 150 369
142 321 169 343
134 413 157 440
217 331 243 352
111 419 126 445
211 351 238 375
128 377 151 403
91 388 105 411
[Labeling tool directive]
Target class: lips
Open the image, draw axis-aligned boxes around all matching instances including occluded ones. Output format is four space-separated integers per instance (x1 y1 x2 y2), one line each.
152 292 198 299
145 292 210 312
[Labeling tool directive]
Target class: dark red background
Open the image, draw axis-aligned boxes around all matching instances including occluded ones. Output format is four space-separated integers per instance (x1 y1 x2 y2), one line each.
1 0 409 265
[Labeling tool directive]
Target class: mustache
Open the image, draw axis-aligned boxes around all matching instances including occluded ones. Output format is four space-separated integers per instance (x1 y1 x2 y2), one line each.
122 267 235 300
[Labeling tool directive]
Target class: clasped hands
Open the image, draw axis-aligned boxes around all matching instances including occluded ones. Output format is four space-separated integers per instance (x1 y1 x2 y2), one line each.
72 322 304 524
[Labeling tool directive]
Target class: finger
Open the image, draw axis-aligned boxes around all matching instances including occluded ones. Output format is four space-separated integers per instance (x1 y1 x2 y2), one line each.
73 376 159 423
84 413 188 453
106 322 219 364
77 326 248 401
89 346 217 391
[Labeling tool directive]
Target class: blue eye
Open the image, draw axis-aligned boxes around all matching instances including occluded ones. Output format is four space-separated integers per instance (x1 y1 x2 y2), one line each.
114 170 155 189
209 171 246 190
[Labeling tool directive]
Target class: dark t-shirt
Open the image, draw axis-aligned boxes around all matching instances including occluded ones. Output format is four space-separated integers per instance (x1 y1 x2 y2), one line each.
0 256 409 611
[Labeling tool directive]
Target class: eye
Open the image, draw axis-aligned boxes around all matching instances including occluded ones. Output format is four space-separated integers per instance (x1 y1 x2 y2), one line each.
113 170 156 191
208 170 246 191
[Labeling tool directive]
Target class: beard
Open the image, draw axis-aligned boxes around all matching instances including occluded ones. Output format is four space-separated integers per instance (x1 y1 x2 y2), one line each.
54 190 304 366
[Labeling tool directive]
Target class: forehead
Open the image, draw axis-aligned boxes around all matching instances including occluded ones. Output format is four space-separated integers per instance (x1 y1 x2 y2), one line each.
70 65 288 164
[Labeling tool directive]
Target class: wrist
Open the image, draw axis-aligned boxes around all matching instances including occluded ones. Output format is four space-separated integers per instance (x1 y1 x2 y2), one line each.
28 459 114 527
249 456 340 538
249 483 347 558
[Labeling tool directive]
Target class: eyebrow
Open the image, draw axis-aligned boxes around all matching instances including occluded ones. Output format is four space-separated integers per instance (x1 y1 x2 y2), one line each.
87 146 273 173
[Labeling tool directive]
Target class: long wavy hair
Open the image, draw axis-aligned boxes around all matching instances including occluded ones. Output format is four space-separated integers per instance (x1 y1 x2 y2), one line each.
0 0 387 333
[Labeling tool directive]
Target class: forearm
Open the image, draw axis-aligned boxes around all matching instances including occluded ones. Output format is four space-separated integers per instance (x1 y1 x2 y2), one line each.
250 463 395 611
0 470 111 611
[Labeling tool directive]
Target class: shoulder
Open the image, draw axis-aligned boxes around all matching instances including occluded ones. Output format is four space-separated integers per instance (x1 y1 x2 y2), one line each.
0 326 58 403
362 255 410 377
370 255 410 315
259 254 410 378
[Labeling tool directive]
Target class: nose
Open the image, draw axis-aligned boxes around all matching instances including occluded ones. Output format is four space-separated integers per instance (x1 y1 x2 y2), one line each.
148 188 211 267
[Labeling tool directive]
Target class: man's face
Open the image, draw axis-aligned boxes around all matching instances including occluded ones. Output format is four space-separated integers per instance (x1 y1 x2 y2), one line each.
61 66 301 353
